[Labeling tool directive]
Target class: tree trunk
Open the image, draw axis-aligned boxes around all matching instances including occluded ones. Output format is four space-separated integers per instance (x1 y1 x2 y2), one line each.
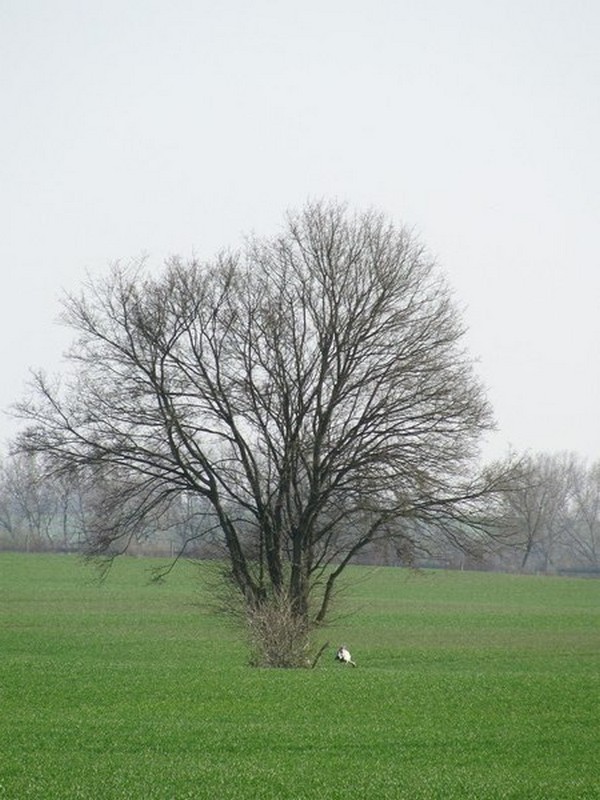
290 531 309 622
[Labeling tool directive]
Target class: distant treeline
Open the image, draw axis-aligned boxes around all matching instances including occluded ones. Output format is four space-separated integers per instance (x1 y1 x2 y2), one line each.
1 450 598 575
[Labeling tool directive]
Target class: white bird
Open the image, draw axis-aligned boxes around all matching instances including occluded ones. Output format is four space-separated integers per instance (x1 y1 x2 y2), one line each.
335 645 356 667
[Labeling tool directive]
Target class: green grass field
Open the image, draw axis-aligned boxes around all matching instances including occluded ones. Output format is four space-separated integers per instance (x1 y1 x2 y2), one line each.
1 553 598 799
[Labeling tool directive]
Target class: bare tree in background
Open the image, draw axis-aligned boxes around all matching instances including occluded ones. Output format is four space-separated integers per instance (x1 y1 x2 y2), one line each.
0 453 58 550
16 201 513 662
0 458 17 545
569 459 600 569
0 452 89 551
498 452 576 571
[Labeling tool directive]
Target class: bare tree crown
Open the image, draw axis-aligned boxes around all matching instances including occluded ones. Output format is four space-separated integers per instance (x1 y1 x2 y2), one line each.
17 201 500 625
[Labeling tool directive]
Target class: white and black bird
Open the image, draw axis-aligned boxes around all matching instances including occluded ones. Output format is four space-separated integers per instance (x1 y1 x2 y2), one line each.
335 645 356 667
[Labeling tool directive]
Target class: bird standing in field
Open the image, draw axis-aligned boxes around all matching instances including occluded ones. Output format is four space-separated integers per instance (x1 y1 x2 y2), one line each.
335 645 356 667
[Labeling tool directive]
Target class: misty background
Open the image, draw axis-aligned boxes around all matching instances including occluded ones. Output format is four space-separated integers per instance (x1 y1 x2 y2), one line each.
1 0 599 460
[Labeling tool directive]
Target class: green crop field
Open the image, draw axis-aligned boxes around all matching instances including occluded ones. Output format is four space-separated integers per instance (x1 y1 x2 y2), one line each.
1 553 598 799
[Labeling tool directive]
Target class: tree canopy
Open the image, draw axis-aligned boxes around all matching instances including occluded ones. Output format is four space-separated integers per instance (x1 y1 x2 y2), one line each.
17 201 510 639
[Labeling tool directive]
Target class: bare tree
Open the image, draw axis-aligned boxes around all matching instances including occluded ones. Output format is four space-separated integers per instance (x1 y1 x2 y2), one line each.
0 453 59 550
569 459 600 569
0 457 17 546
16 201 512 657
0 451 89 551
498 452 575 571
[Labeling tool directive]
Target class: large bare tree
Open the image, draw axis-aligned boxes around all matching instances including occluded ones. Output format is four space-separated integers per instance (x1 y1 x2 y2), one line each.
16 202 510 650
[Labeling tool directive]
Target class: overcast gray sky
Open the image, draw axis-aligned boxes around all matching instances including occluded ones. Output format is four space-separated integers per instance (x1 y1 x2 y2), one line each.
1 0 599 461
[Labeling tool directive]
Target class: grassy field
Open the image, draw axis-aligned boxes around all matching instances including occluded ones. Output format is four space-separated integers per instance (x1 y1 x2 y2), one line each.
0 553 598 799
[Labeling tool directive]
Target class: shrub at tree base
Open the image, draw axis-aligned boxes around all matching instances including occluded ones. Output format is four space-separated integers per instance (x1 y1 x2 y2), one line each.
245 590 312 668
